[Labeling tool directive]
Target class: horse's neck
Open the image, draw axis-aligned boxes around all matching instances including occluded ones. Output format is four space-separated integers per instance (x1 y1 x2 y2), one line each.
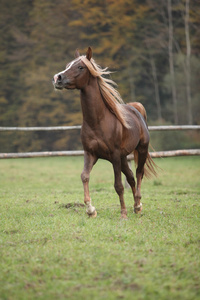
80 77 106 127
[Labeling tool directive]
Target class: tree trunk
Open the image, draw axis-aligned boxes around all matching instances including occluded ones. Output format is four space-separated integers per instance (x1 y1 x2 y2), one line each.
150 56 162 120
185 0 193 124
128 68 136 102
167 0 178 124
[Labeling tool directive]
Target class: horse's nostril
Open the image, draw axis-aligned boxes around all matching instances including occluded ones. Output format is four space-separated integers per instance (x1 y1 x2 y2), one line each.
57 74 62 82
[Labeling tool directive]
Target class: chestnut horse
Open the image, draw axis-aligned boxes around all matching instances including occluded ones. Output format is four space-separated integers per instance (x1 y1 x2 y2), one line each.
53 47 156 219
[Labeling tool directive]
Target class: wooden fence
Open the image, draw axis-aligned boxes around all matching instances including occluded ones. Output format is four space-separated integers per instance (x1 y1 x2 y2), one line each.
0 125 199 132
0 125 200 159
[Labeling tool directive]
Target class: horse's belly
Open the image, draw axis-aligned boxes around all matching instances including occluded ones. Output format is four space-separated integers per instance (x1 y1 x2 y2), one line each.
81 121 144 160
120 129 141 155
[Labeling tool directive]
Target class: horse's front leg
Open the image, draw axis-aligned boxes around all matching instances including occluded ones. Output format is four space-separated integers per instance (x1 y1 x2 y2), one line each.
112 157 127 219
81 151 97 218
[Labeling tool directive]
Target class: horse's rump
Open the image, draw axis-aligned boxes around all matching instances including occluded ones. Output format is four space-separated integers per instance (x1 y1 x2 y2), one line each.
128 102 147 123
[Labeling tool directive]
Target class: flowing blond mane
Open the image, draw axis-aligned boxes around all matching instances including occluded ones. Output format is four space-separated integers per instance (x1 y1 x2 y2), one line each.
80 56 130 129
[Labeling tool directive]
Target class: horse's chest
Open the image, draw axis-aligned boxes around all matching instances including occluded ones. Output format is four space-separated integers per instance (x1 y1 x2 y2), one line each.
81 127 116 158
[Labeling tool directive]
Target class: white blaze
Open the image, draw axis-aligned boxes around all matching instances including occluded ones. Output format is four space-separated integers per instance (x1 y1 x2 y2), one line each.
54 58 80 83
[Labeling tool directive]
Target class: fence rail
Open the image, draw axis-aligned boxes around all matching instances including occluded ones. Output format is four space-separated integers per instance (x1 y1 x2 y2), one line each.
0 149 200 159
0 126 82 131
0 125 199 159
0 125 200 132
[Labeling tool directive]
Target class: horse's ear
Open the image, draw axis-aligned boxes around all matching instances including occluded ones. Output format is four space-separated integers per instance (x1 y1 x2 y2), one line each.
86 47 92 61
75 49 80 58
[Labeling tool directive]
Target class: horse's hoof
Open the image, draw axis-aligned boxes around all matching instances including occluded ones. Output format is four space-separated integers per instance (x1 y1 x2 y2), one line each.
134 203 143 214
88 210 97 218
134 208 142 214
120 214 128 220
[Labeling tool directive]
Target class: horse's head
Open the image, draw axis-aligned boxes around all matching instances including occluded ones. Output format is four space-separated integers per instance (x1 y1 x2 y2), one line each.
53 47 93 90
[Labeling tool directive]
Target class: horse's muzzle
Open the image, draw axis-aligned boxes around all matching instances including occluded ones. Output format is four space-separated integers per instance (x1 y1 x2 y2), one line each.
52 74 64 90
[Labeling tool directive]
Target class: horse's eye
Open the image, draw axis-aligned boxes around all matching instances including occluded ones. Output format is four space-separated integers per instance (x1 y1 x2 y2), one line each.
78 66 84 70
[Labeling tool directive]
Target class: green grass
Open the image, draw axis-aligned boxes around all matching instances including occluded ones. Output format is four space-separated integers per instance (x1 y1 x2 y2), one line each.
0 156 200 300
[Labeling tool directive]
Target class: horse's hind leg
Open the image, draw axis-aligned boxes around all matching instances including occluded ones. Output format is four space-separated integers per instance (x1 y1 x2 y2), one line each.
81 151 97 217
121 157 136 197
112 156 127 219
134 145 148 213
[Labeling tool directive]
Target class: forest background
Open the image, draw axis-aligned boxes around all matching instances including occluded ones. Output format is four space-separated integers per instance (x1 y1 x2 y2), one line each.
0 0 200 153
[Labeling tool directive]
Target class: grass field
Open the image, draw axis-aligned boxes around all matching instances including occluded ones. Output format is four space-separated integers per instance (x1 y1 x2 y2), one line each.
0 156 200 300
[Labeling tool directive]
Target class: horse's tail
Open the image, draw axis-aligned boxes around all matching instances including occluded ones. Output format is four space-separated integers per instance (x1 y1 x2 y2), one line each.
128 102 147 123
133 150 158 178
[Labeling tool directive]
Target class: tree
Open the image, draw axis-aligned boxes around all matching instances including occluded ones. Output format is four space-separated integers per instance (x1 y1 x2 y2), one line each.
167 0 178 124
184 0 192 124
